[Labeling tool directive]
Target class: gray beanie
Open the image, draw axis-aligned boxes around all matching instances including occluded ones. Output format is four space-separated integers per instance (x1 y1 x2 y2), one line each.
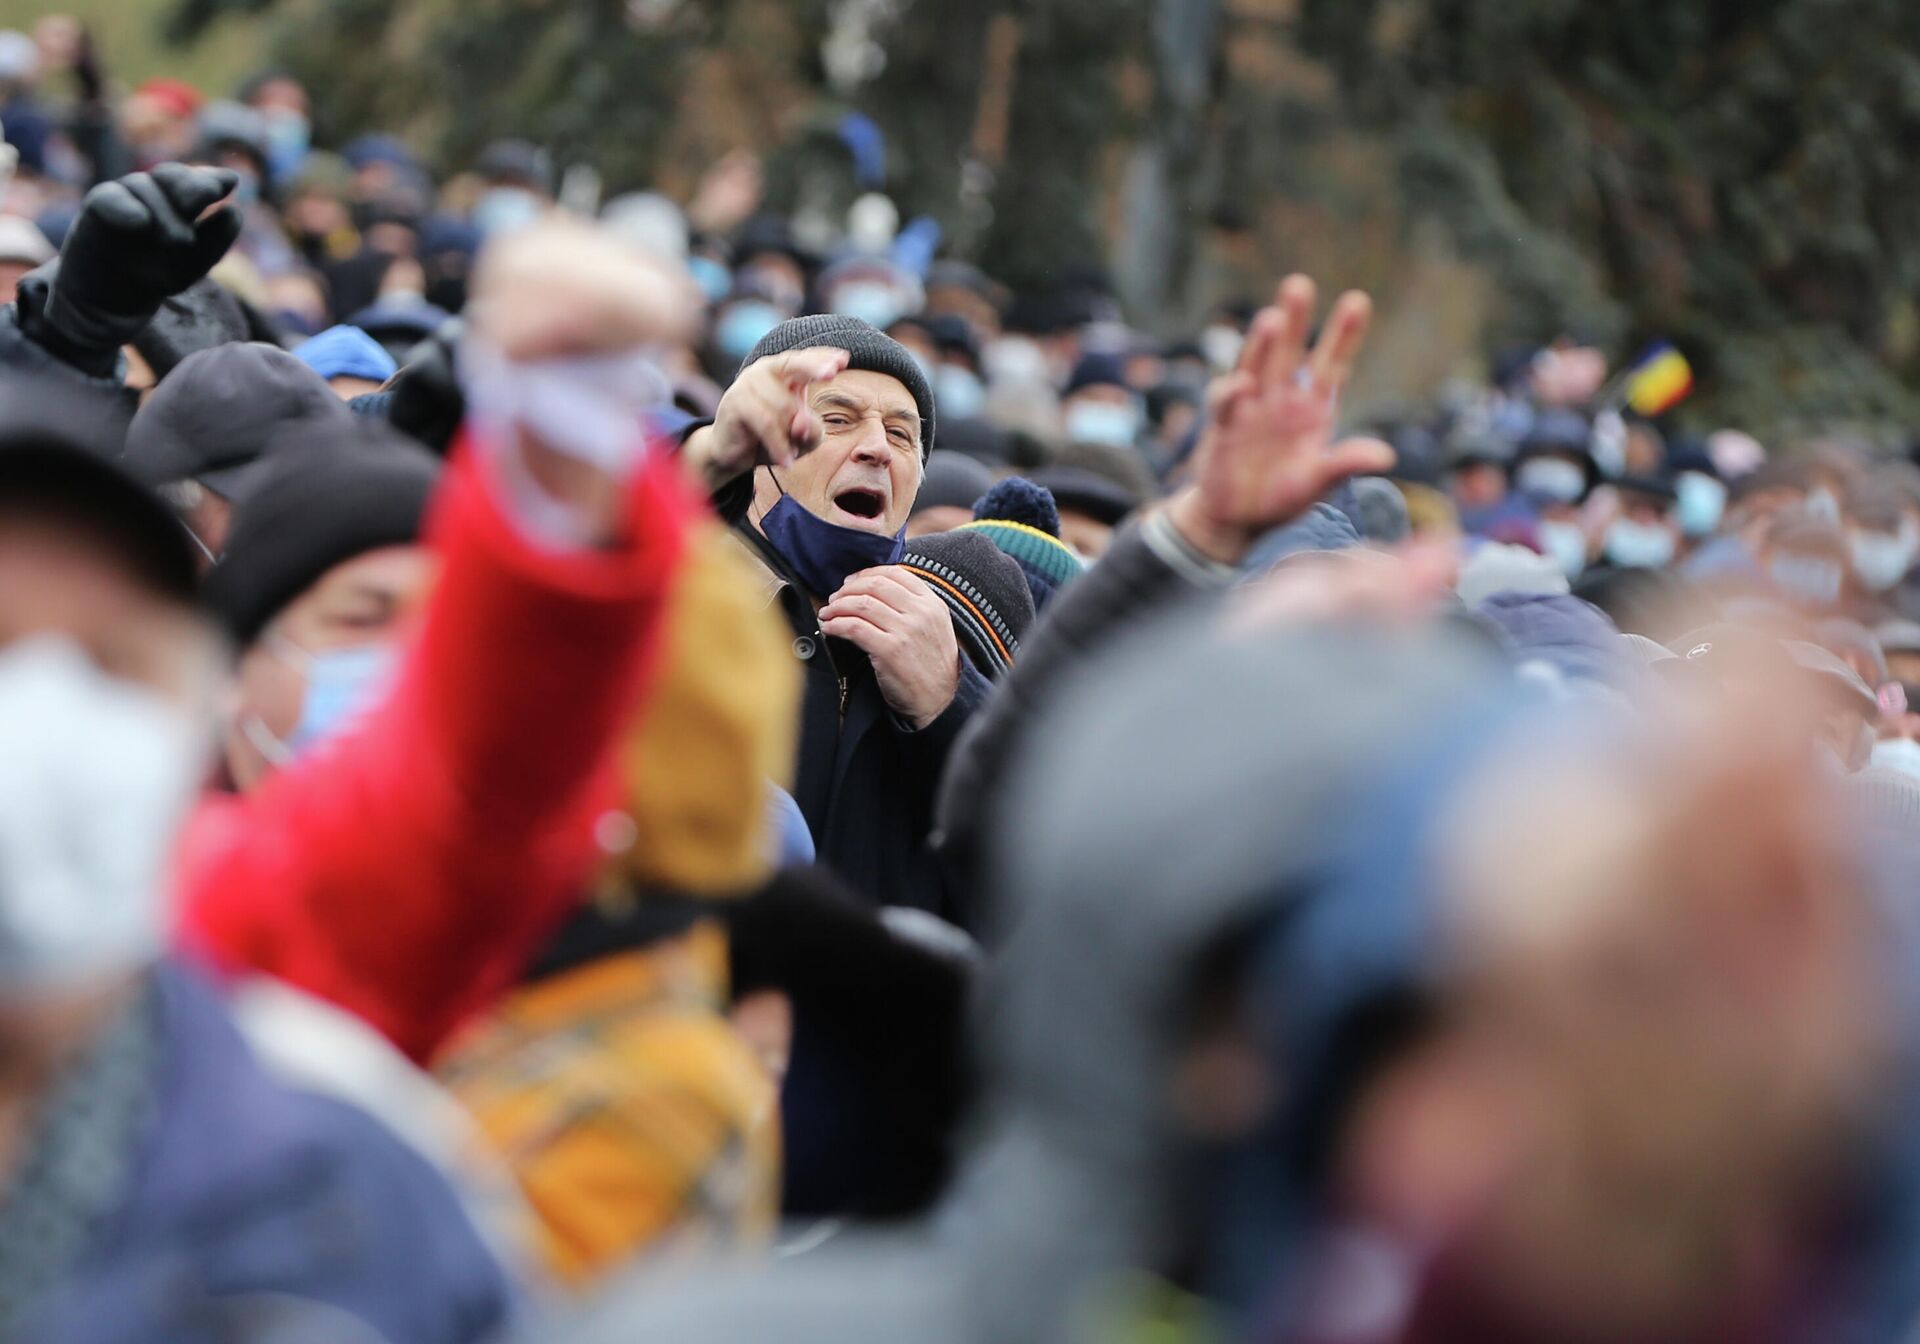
743 313 935 457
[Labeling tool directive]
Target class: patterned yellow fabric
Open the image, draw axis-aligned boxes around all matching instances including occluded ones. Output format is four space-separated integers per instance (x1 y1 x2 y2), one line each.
434 927 779 1289
611 519 802 896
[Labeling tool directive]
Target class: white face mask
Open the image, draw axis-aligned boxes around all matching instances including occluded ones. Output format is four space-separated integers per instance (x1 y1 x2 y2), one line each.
1515 456 1586 505
1871 737 1920 780
1537 519 1590 578
0 636 202 988
1064 398 1142 448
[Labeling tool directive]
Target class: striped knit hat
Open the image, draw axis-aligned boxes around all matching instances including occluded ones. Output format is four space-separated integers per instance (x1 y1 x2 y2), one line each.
961 477 1085 611
902 530 1035 679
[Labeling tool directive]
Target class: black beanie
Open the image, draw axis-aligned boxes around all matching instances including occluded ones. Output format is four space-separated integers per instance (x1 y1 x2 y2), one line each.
201 420 440 647
742 313 936 457
902 529 1036 679
130 277 250 383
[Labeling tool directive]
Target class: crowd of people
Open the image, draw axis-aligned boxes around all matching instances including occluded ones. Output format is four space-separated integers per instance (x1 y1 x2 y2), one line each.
7 19 1920 1344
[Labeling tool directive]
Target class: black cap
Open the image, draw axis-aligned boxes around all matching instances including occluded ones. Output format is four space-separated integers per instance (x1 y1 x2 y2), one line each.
131 277 250 383
1025 464 1141 527
913 450 994 517
743 313 936 458
0 379 196 605
122 342 353 503
201 420 440 647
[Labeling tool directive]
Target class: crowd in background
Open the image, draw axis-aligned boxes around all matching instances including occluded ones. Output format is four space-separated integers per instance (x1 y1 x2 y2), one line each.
6 15 1920 1344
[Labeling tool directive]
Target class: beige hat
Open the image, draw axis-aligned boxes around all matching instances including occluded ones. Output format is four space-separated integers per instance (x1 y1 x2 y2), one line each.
0 213 52 267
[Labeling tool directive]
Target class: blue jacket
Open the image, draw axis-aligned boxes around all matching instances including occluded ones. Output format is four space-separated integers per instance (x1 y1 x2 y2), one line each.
16 963 511 1344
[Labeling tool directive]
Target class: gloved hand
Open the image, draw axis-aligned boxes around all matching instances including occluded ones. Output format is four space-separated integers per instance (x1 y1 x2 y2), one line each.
36 164 241 363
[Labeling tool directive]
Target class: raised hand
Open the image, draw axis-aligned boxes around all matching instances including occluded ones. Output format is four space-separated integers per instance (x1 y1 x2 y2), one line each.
820 566 961 728
42 164 242 352
1168 274 1395 564
682 345 852 491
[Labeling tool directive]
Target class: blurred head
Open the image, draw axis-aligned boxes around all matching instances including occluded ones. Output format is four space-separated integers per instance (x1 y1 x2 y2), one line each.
1060 352 1141 450
201 428 439 790
1761 508 1850 612
0 411 211 1042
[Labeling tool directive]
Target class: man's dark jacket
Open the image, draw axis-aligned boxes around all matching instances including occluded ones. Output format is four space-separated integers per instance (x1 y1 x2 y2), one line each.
716 476 989 917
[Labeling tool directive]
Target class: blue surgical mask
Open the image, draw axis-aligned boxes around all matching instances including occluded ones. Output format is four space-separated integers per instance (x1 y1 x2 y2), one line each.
1871 737 1920 780
473 186 543 237
936 365 985 422
1770 553 1843 607
1604 518 1676 570
263 111 310 181
1064 399 1141 448
758 483 905 598
687 255 733 303
230 170 260 207
1850 530 1915 593
1674 472 1727 537
830 281 907 331
1537 519 1590 579
246 637 400 767
716 301 784 362
1515 456 1586 505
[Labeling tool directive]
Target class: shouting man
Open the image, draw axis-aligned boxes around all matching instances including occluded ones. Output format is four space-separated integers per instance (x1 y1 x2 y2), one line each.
683 315 981 913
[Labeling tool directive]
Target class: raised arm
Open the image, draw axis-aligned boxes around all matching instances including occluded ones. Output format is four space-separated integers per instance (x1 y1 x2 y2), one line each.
176 221 702 1061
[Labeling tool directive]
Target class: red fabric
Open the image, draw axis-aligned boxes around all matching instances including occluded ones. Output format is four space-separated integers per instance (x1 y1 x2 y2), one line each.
173 430 694 1063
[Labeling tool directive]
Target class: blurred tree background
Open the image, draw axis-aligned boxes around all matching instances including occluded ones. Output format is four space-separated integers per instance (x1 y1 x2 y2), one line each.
138 0 1920 438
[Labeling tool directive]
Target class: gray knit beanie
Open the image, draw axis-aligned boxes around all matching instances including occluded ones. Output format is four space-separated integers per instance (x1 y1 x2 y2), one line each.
743 313 935 457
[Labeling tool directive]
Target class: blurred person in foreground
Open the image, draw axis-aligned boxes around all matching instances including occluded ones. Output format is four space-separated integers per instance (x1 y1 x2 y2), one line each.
174 217 698 1068
550 273 1432 1344
0 391 509 1342
681 312 986 915
1228 677 1920 1344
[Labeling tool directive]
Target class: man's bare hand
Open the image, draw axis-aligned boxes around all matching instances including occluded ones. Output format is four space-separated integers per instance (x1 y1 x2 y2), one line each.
683 346 851 491
469 218 697 363
820 567 961 729
1167 275 1395 564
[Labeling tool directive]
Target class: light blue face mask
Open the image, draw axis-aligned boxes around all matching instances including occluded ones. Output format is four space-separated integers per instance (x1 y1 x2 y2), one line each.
1872 737 1920 780
245 637 399 767
716 301 785 362
686 255 733 303
936 365 985 422
1850 530 1916 593
1515 456 1586 505
830 281 907 331
1674 472 1727 538
473 186 543 237
1064 399 1142 448
1603 518 1676 570
1769 553 1844 608
1537 519 1590 579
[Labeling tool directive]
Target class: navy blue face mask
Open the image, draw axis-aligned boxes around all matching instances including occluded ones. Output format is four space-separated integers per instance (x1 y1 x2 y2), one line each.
758 473 905 598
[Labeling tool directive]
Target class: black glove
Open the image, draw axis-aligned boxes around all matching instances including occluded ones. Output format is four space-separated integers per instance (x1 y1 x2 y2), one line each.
386 318 467 456
35 165 241 367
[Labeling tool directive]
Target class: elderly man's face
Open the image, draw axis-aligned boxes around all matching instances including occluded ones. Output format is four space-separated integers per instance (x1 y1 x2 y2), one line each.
759 368 924 540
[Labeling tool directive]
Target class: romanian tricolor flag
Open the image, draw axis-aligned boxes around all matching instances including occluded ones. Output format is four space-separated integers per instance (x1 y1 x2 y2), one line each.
1623 342 1695 417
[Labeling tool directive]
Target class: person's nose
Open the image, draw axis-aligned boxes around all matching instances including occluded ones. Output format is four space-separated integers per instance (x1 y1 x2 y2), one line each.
848 419 890 466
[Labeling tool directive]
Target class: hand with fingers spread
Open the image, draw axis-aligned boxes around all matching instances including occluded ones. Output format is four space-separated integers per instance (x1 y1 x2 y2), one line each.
1168 274 1396 565
683 345 853 491
40 164 243 356
820 566 961 728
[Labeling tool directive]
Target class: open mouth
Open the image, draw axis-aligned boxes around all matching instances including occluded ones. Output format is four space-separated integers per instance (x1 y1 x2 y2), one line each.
834 488 886 521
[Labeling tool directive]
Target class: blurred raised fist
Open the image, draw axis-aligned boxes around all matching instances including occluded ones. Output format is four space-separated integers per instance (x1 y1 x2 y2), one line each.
41 164 241 353
468 217 698 363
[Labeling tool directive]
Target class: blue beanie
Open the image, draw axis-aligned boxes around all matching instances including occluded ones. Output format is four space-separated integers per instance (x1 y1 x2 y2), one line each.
294 324 400 385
